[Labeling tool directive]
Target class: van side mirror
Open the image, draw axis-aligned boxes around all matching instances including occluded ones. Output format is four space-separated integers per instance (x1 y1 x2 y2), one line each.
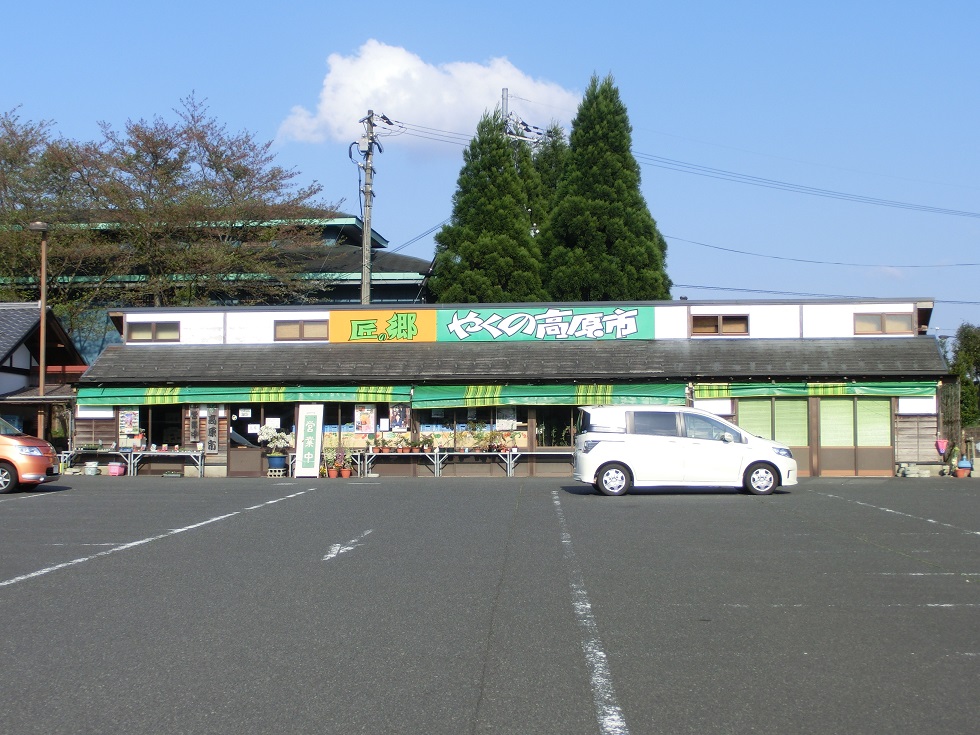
721 432 734 443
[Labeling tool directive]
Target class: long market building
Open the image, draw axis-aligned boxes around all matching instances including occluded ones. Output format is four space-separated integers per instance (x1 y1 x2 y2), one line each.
75 297 951 479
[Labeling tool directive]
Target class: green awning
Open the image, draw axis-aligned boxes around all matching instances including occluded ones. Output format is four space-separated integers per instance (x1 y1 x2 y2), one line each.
77 385 412 406
411 383 687 408
694 381 938 399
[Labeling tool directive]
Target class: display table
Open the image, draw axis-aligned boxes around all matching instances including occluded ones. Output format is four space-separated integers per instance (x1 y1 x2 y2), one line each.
505 451 574 476
351 449 539 477
129 450 205 477
67 448 134 475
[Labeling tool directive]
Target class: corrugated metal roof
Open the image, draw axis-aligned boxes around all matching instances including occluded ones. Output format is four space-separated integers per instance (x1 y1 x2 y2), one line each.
79 337 950 386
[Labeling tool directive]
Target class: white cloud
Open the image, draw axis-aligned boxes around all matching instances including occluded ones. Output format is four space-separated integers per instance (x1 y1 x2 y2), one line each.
278 40 579 147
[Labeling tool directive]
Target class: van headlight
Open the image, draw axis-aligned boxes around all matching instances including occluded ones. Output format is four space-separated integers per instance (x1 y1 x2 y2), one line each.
18 446 43 456
583 440 601 454
772 447 793 459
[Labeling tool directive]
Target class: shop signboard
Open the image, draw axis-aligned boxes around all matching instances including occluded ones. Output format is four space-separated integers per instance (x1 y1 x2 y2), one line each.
437 306 652 341
329 306 655 343
206 406 219 454
295 403 324 478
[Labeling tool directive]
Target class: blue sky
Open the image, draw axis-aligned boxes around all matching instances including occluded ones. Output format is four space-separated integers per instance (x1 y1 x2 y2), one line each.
4 1 977 334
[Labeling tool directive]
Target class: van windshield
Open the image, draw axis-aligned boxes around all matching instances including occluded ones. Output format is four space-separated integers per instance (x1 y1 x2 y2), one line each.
0 416 26 436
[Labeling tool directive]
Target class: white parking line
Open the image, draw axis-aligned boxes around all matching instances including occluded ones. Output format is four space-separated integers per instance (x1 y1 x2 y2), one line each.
552 490 629 735
0 489 312 589
809 491 980 535
322 529 373 561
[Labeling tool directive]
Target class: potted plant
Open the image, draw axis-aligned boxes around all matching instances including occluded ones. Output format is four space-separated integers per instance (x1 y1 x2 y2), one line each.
258 424 294 470
323 448 338 477
955 454 973 478
420 434 435 452
485 430 505 452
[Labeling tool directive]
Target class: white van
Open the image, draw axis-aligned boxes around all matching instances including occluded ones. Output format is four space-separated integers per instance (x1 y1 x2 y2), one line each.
573 405 797 496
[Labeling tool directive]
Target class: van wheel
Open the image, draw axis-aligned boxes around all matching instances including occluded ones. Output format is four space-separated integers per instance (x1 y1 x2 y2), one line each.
597 463 631 496
744 462 778 495
0 462 18 493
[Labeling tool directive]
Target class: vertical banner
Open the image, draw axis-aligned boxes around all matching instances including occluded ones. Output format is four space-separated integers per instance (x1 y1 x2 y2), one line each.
295 404 324 478
189 406 200 443
206 406 219 454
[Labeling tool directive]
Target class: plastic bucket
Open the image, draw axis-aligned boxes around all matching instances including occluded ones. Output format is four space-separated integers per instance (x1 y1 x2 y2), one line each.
84 466 101 475
107 463 126 476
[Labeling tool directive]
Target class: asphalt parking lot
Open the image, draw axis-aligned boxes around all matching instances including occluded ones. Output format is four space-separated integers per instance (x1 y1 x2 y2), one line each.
1 475 977 735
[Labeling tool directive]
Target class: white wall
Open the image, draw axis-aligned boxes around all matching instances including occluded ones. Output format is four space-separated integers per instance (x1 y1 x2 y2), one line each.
225 310 331 344
0 372 27 393
125 312 225 344
687 304 802 338
652 306 688 338
124 310 333 345
802 303 913 338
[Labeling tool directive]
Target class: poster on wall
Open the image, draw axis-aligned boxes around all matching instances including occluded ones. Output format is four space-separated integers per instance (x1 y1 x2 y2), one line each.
118 409 139 435
295 404 324 478
389 403 410 432
118 408 140 447
355 404 376 434
497 407 517 430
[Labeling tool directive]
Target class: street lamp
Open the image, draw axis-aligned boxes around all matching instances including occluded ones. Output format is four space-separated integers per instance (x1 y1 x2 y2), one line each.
28 221 48 439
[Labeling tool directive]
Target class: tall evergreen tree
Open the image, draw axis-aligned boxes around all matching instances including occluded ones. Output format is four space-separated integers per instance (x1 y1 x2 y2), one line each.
532 123 569 219
540 75 671 301
951 323 980 426
429 111 547 303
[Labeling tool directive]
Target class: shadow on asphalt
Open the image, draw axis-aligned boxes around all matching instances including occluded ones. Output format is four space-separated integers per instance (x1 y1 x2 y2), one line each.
557 483 790 497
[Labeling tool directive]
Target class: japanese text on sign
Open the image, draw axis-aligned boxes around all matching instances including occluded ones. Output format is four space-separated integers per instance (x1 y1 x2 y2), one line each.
444 308 641 341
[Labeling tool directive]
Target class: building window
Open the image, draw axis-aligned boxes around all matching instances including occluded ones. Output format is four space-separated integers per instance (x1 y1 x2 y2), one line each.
854 313 913 335
692 314 749 336
738 398 809 446
128 322 180 342
274 320 330 341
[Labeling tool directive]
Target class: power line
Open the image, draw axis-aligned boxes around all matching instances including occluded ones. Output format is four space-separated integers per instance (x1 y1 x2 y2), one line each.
635 152 980 219
387 218 450 254
374 117 979 220
671 283 980 306
666 235 980 268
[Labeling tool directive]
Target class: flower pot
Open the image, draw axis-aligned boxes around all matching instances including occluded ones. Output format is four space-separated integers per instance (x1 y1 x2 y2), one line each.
267 454 287 470
340 468 352 478
327 468 339 478
954 468 971 478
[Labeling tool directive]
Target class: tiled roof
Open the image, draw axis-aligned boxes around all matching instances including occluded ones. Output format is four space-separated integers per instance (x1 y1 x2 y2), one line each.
0 303 40 362
80 337 950 386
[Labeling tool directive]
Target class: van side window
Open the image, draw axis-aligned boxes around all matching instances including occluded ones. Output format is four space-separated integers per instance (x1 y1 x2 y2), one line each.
633 411 679 436
684 414 742 442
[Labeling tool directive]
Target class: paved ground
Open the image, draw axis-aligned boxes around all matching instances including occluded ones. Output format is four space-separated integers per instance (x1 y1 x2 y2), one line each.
0 475 977 735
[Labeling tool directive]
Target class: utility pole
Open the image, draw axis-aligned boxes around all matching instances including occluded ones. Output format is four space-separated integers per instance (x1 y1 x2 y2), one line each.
28 221 48 440
358 110 378 305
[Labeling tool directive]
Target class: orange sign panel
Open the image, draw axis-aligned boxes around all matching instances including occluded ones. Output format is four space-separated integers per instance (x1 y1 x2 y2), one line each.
330 310 437 343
